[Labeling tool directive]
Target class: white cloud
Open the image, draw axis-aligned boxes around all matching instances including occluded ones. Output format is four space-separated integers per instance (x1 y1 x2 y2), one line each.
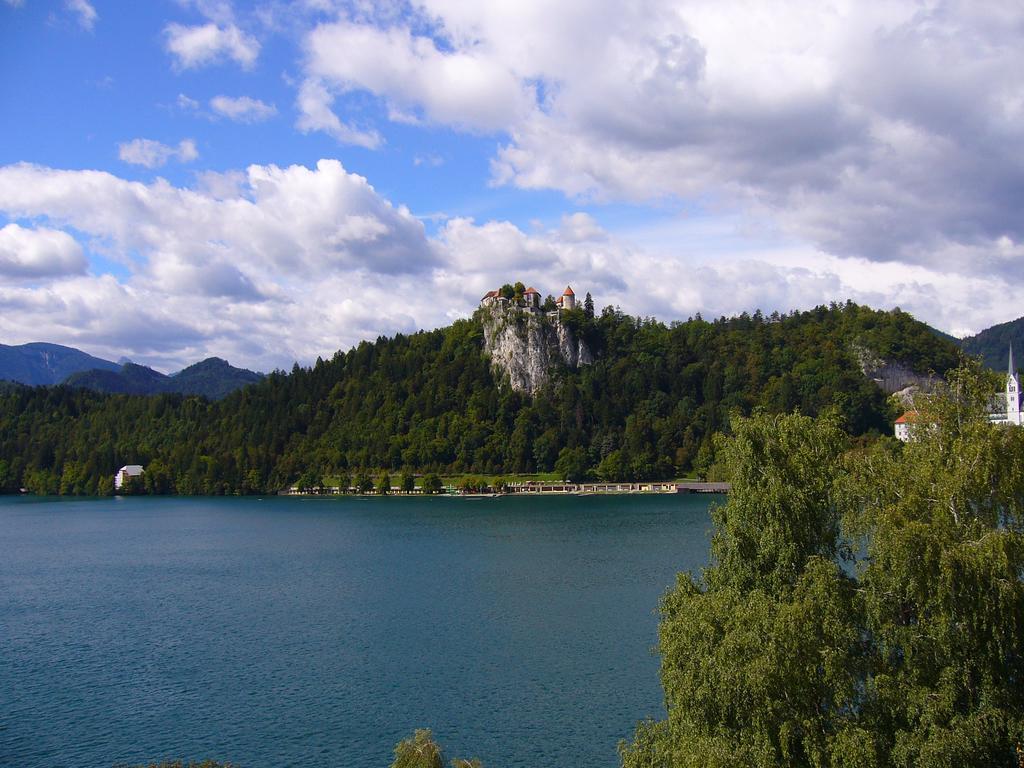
210 95 278 122
177 93 200 111
0 160 448 369
0 223 87 279
291 2 1024 287
118 138 199 168
295 79 382 148
302 19 534 133
0 158 1020 372
65 0 97 30
164 21 260 70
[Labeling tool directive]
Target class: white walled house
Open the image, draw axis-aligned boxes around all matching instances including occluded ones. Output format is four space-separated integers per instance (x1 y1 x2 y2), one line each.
114 464 144 490
894 411 919 442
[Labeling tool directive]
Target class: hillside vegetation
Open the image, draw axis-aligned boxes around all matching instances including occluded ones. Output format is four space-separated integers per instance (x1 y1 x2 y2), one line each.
958 314 1024 370
0 301 961 496
64 357 263 399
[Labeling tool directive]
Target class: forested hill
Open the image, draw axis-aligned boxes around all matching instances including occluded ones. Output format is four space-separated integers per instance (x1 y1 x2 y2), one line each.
0 302 961 496
958 315 1024 370
63 357 263 399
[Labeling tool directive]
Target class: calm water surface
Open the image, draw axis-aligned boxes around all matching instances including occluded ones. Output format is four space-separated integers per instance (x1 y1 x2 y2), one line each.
1 494 715 768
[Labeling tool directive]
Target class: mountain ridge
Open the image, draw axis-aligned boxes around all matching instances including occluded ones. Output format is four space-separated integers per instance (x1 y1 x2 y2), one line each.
63 357 263 400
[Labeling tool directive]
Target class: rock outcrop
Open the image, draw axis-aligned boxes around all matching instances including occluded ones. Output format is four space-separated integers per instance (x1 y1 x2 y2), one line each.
479 304 592 394
850 340 938 407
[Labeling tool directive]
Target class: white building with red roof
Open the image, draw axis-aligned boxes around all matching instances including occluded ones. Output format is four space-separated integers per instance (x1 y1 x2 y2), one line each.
556 285 576 311
894 411 920 442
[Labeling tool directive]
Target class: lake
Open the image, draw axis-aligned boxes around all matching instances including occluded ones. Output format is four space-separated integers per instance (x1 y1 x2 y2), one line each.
0 494 716 768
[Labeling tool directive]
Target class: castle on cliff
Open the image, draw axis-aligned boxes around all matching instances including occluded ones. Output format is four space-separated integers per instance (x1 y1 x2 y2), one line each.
480 285 577 315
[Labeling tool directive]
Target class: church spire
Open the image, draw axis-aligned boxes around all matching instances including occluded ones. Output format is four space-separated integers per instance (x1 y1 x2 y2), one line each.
1010 343 1016 378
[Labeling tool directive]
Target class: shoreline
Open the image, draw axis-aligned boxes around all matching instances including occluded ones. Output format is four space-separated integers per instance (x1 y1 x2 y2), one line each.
281 481 731 497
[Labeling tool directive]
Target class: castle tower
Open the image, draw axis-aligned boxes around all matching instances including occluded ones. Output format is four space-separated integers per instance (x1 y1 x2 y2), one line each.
559 285 576 311
1008 344 1021 426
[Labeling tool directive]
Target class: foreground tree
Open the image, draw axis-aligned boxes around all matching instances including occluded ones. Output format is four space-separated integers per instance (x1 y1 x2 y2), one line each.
621 365 1024 768
390 729 482 768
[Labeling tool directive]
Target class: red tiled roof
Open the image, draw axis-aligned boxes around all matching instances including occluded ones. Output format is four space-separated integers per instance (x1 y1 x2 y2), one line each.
481 290 499 300
895 411 919 424
563 285 575 295
524 287 539 294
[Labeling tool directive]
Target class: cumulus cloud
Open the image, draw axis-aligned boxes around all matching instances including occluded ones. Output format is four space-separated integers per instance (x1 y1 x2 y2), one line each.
295 79 382 148
118 138 199 168
295 1 1024 285
0 158 1020 371
164 21 260 69
65 0 97 30
210 95 277 122
0 160 446 368
0 223 87 279
302 18 535 132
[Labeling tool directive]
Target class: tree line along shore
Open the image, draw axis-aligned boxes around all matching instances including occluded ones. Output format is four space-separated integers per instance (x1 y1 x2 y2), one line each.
0 302 960 498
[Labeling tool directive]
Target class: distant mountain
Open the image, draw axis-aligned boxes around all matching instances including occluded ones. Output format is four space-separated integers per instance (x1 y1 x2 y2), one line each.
64 357 263 399
0 342 120 386
958 316 1024 371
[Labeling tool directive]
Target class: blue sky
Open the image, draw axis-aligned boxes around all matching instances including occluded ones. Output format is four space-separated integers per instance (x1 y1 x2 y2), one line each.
2 0 1023 371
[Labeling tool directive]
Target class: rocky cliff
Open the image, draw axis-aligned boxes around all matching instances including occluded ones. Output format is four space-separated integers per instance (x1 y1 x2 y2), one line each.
479 304 592 394
850 340 939 407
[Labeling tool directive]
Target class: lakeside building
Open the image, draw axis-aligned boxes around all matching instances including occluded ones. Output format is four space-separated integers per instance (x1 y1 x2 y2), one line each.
894 344 1021 441
114 464 144 490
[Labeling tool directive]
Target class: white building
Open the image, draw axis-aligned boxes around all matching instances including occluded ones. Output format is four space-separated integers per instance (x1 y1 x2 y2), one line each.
556 285 576 311
114 464 144 490
894 411 920 442
989 345 1021 426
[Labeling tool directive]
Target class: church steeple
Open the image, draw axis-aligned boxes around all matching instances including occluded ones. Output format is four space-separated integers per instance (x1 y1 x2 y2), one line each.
1008 344 1021 426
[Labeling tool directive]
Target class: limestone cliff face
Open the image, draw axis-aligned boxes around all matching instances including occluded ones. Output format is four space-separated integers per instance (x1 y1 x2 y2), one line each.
850 340 938 407
479 305 592 395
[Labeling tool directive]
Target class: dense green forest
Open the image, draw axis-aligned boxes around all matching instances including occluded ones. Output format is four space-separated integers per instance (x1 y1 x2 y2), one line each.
0 301 960 496
958 314 1024 370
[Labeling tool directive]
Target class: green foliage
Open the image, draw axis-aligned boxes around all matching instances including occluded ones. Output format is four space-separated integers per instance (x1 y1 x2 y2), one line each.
958 314 1024 371
401 471 416 493
390 730 445 768
377 472 391 495
0 302 961 496
390 729 483 768
421 473 443 494
554 446 590 482
621 363 1024 768
356 473 375 495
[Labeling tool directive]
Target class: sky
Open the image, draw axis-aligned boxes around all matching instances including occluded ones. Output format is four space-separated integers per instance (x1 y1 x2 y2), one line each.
1 0 1022 373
